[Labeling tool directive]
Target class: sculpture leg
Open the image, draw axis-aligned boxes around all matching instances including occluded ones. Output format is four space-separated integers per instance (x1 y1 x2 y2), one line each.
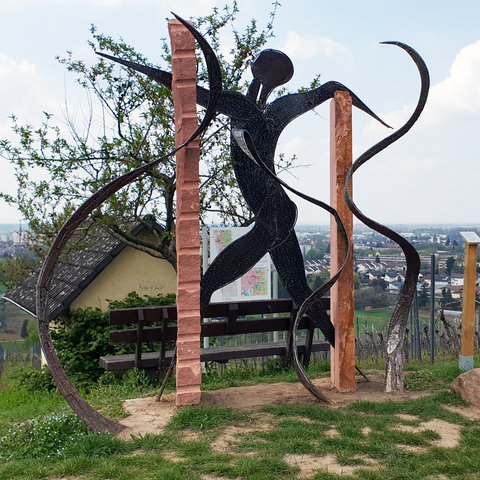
270 231 334 346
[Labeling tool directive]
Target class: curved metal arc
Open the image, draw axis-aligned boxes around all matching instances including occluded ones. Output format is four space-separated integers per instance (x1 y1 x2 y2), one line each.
36 19 222 432
343 41 429 387
344 41 429 260
345 41 429 199
233 128 350 402
170 13 223 116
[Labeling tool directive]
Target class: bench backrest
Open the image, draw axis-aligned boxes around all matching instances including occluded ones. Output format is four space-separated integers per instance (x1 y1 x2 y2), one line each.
109 298 330 345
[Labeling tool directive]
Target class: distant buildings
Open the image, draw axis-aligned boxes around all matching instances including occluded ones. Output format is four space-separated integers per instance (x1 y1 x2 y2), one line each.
298 224 480 298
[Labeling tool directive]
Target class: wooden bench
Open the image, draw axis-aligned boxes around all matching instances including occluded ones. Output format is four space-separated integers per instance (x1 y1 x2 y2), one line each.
99 298 330 372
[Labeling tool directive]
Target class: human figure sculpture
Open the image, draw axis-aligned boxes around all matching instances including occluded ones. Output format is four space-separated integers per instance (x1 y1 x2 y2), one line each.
33 17 429 428
99 41 389 346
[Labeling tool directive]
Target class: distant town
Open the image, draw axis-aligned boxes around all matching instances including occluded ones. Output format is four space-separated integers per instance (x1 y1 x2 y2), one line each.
1 222 479 305
296 224 480 308
0 223 29 259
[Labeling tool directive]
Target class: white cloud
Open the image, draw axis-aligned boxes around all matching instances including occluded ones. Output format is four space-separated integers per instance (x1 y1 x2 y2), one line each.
362 40 480 138
87 0 123 7
281 31 350 62
374 154 439 173
424 40 480 124
0 52 74 142
0 52 38 81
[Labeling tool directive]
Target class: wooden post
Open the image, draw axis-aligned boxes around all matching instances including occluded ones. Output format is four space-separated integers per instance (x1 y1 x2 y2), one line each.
329 91 356 392
459 231 480 372
169 19 202 406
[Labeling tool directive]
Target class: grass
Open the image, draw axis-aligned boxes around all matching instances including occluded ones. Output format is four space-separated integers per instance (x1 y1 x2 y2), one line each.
0 359 478 479
167 405 251 431
0 386 67 434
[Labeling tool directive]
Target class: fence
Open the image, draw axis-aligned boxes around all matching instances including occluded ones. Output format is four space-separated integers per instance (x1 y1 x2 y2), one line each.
203 326 330 374
0 341 41 376
207 307 476 373
0 309 474 378
355 309 479 364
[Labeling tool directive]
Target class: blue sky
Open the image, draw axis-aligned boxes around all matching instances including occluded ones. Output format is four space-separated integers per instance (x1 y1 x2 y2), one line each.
1 0 480 226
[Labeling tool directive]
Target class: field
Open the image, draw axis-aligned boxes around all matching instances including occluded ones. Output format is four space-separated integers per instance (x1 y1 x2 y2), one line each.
354 309 431 335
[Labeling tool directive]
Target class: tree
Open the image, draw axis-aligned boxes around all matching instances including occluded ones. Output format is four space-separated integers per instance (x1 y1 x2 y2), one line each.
371 277 388 291
354 286 392 310
446 256 456 276
353 272 361 290
0 254 38 289
0 298 5 332
305 247 327 260
20 319 29 339
417 282 430 308
306 270 330 290
0 2 292 268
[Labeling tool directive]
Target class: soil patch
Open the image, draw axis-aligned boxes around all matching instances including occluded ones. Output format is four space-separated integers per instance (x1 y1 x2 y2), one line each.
210 412 274 454
392 415 462 451
118 374 427 438
284 453 380 477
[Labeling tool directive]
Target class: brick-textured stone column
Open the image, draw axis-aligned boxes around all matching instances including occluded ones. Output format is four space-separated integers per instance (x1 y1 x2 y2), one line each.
329 91 356 392
169 19 202 406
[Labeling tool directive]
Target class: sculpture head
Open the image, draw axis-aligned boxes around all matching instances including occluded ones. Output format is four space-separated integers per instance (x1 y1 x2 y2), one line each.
249 49 294 106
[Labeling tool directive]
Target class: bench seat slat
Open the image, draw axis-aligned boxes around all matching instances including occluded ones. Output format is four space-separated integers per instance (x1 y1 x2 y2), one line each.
99 339 329 372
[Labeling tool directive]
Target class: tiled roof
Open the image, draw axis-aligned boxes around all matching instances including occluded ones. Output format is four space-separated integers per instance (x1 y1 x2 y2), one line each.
4 226 126 320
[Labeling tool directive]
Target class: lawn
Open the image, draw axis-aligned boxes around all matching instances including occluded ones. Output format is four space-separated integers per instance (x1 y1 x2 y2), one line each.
0 360 478 480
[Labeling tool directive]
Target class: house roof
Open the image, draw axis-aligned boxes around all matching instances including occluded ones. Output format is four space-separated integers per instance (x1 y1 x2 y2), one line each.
4 224 131 320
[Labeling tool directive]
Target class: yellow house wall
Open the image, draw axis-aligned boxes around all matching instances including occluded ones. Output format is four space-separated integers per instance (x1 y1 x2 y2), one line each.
70 246 177 311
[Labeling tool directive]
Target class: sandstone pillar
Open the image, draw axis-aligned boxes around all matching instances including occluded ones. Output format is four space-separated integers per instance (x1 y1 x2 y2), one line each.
329 91 356 392
169 19 202 406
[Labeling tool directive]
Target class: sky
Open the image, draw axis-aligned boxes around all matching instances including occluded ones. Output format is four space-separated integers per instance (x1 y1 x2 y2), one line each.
1 0 480 227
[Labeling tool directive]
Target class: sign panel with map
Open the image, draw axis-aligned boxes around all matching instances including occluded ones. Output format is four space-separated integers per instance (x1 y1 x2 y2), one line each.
209 227 271 302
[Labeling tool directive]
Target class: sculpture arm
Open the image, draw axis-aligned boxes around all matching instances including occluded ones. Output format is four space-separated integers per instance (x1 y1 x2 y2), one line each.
95 53 259 119
267 81 390 133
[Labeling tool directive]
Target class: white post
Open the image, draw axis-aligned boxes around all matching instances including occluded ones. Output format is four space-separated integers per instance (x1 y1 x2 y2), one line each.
201 226 210 349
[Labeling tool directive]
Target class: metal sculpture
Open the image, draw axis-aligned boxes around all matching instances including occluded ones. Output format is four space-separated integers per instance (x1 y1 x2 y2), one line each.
99 47 389 351
99 36 393 401
239 42 429 397
36 13 430 431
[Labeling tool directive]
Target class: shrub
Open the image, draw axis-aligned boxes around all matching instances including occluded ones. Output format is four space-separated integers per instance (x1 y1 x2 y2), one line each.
11 366 56 393
108 291 176 309
51 308 112 387
51 292 176 387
